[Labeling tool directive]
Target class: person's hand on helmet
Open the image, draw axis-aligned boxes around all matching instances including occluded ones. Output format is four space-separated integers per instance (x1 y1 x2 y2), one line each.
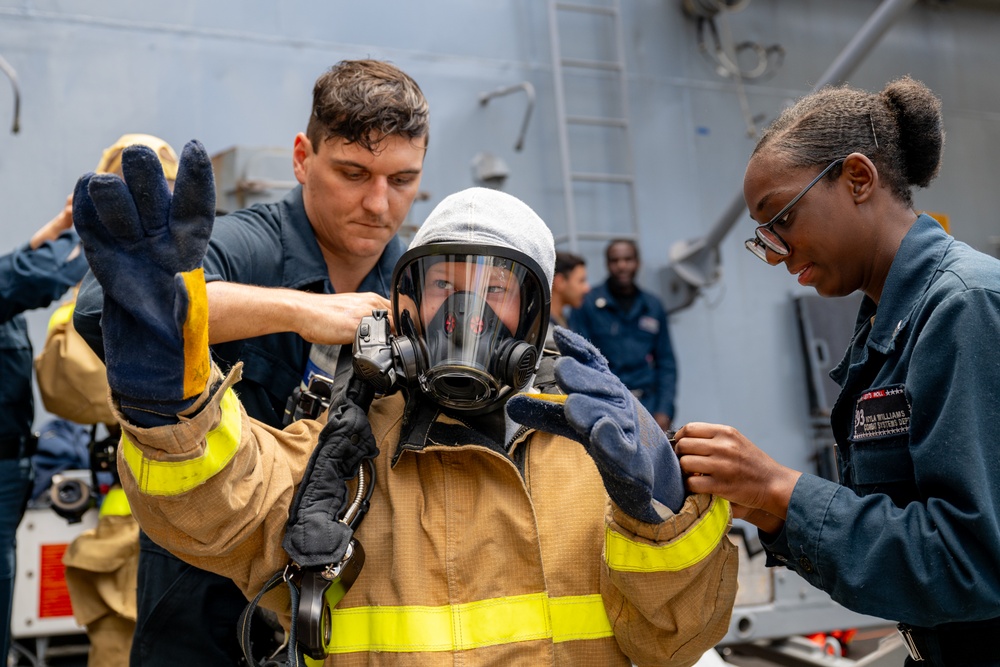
72 140 215 427
506 326 684 522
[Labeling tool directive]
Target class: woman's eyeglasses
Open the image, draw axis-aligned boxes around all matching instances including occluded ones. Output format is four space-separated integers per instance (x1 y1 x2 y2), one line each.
745 157 846 262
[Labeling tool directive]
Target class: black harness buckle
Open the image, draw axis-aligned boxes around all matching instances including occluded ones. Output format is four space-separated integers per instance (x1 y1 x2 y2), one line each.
297 539 366 660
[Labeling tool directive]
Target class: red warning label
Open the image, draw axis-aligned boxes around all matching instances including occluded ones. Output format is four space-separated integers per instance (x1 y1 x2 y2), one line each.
38 544 73 618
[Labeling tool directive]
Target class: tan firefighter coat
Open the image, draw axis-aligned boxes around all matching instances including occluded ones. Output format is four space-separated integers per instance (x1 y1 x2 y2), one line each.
115 365 737 666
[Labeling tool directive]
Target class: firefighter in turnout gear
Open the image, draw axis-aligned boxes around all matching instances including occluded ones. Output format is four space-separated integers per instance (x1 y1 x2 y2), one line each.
73 140 737 666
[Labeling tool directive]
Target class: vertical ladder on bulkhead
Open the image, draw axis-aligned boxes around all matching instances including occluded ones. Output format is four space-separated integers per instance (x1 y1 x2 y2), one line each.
548 0 640 252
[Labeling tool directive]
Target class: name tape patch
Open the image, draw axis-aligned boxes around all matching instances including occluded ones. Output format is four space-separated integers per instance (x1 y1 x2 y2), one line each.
852 385 910 442
638 315 660 334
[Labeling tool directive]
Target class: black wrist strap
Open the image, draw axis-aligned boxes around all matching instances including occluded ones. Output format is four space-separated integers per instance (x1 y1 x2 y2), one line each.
239 568 306 667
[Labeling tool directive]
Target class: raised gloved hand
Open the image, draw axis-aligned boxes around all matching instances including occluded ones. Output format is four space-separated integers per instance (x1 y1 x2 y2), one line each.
506 326 684 522
72 140 215 427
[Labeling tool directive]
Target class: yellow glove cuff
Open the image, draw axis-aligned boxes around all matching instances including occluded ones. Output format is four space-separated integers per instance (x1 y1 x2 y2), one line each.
179 267 210 399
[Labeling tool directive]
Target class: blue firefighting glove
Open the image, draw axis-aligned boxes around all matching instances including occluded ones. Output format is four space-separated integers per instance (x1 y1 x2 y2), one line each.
506 326 684 522
72 140 215 427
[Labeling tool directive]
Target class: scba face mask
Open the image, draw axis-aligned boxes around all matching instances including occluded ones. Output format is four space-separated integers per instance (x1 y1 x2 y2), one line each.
390 243 550 413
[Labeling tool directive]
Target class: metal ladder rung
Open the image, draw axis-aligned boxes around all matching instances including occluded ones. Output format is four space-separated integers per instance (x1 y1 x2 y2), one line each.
571 172 634 184
567 115 628 127
560 57 622 72
555 2 615 16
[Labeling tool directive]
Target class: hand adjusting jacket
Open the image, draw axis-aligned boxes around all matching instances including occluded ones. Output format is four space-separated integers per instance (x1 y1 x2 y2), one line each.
507 325 684 522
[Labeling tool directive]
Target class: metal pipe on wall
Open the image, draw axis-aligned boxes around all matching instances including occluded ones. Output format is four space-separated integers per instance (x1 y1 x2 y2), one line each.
478 82 536 152
662 0 918 313
0 54 20 134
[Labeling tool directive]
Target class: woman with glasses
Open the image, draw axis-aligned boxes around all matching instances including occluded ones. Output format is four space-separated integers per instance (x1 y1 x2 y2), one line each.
674 76 1000 666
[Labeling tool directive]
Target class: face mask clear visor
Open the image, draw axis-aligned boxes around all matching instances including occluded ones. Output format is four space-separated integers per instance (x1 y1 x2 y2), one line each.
392 246 549 411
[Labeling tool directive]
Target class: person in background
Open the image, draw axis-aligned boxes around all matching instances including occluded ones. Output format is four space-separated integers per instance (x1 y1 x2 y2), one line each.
570 238 677 431
674 76 1000 666
72 136 737 663
34 134 178 666
544 251 589 353
0 201 88 661
73 59 429 666
551 251 589 328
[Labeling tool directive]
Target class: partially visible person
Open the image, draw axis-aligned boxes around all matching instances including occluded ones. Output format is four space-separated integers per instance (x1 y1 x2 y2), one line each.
0 205 88 661
544 251 589 353
570 238 677 430
674 76 1000 666
551 251 589 327
73 59 429 665
35 134 178 667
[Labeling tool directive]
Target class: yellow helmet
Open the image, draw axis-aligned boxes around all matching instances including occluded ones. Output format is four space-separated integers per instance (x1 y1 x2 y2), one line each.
95 133 179 181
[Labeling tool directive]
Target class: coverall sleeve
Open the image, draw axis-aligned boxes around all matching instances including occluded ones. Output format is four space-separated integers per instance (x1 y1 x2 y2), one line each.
201 211 271 284
766 288 1000 626
653 304 677 419
602 494 737 666
0 234 88 322
114 363 321 618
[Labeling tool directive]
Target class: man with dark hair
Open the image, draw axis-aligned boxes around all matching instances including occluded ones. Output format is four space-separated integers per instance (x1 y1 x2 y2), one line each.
551 251 589 328
544 251 589 353
75 59 429 666
570 238 677 431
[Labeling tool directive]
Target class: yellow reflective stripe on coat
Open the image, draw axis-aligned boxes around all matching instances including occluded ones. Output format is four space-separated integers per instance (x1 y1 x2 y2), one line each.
324 592 612 654
120 388 242 496
605 497 730 572
98 487 132 517
47 301 75 331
